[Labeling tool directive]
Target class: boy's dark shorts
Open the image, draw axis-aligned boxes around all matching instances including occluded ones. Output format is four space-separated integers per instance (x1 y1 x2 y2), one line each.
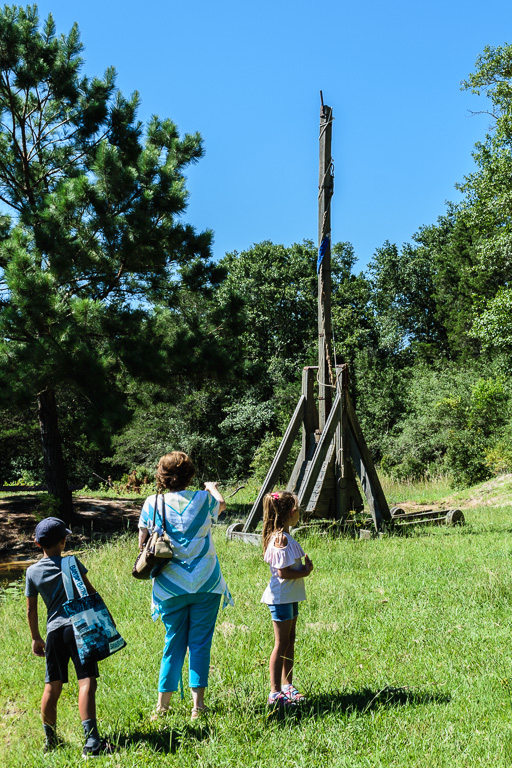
45 624 99 684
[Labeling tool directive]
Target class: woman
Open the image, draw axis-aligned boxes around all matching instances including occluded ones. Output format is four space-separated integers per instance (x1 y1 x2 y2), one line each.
138 451 232 719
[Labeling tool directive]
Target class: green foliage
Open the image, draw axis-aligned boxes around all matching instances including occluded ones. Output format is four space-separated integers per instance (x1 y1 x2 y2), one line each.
0 6 221 504
484 441 512 475
378 363 512 486
250 432 300 482
36 493 64 518
472 287 512 359
454 44 512 360
368 240 446 358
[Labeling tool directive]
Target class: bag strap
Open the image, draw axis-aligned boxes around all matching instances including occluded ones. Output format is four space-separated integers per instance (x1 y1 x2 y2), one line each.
152 491 167 535
61 555 88 599
152 491 159 527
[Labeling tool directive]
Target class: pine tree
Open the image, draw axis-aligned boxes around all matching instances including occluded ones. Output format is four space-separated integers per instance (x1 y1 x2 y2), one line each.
0 6 220 518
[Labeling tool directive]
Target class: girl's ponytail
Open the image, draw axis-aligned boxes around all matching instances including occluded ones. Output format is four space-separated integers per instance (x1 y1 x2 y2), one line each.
262 491 298 553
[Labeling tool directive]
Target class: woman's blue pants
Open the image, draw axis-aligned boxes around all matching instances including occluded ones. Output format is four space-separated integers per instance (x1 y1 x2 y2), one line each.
158 592 221 692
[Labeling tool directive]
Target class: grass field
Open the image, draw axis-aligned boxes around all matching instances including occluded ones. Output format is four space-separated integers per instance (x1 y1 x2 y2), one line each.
2 480 512 767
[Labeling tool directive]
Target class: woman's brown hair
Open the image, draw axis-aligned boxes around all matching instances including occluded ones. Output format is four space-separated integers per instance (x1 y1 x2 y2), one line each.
262 491 299 553
156 452 196 491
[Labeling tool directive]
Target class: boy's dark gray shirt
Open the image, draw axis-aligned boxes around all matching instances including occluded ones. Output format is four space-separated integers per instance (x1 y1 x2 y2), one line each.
25 556 88 634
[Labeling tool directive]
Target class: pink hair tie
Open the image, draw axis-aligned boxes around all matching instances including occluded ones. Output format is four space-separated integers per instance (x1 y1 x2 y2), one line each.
270 492 280 500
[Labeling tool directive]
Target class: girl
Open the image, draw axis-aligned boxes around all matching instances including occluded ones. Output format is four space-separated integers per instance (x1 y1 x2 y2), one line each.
261 491 313 706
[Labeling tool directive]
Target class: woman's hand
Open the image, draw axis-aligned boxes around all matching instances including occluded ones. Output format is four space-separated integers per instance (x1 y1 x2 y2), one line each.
204 482 226 513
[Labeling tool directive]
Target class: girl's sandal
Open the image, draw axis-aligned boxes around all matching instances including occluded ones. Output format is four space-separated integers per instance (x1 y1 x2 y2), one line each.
150 707 169 721
191 706 208 721
283 685 306 703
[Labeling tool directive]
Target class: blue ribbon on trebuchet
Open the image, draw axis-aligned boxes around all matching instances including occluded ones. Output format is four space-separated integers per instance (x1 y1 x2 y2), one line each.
317 236 330 273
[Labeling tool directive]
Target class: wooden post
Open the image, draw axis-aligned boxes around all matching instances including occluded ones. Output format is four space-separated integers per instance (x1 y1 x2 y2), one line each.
335 365 349 520
345 390 391 530
318 94 335 430
242 395 306 532
298 388 342 510
287 367 318 494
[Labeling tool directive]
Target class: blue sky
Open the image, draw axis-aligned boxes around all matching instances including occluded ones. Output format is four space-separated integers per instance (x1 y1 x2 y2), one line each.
33 0 512 270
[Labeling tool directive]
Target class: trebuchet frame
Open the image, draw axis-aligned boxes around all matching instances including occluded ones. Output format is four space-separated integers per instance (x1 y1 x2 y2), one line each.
226 95 390 544
227 364 391 544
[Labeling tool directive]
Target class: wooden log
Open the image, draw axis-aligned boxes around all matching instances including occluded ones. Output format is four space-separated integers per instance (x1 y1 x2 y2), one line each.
391 508 465 527
445 509 465 526
226 530 261 546
226 522 243 538
391 509 437 520
390 508 465 525
395 516 449 526
243 395 306 532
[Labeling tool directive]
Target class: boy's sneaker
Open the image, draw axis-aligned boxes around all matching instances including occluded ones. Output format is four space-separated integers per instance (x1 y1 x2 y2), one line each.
43 729 62 753
44 737 62 754
82 738 113 758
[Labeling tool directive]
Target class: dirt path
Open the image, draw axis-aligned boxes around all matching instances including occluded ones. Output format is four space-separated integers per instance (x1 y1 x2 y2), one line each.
0 495 141 578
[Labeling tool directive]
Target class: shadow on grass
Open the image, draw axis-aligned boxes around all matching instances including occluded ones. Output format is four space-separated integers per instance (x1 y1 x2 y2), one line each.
260 685 451 721
105 686 451 752
109 722 211 755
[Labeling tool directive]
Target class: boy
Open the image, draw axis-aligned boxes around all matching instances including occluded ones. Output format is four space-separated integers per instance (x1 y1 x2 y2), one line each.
25 516 105 756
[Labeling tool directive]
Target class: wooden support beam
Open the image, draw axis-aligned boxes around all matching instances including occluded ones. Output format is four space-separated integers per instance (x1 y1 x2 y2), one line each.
305 443 336 516
298 389 341 509
335 377 348 520
287 367 318 494
243 394 306 532
344 390 391 528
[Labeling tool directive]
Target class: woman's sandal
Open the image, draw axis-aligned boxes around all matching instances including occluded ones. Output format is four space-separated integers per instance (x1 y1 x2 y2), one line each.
191 706 208 720
150 707 169 721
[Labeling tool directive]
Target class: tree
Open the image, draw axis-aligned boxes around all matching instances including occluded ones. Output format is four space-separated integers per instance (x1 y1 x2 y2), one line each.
0 6 222 517
367 240 448 360
458 44 512 337
211 240 375 477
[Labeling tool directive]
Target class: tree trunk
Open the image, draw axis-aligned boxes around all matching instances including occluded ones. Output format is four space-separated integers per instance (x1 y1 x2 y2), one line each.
37 388 73 521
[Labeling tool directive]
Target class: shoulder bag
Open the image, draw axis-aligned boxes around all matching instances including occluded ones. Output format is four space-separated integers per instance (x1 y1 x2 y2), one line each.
132 492 173 580
61 556 126 664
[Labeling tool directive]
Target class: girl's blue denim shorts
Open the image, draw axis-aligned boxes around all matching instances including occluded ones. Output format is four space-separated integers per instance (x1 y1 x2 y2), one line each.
268 602 299 622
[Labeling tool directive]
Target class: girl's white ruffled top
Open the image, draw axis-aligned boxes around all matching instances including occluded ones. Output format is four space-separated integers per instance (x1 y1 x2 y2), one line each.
261 531 307 605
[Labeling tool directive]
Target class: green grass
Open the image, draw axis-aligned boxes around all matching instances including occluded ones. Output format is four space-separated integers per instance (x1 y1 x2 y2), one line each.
380 474 454 506
3 489 512 766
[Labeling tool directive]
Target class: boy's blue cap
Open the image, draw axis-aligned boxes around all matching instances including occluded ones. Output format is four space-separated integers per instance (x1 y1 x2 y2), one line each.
35 517 71 545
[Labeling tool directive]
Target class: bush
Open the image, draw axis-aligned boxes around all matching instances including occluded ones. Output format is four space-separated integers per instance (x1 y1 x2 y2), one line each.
377 362 512 486
485 442 512 475
444 431 492 487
